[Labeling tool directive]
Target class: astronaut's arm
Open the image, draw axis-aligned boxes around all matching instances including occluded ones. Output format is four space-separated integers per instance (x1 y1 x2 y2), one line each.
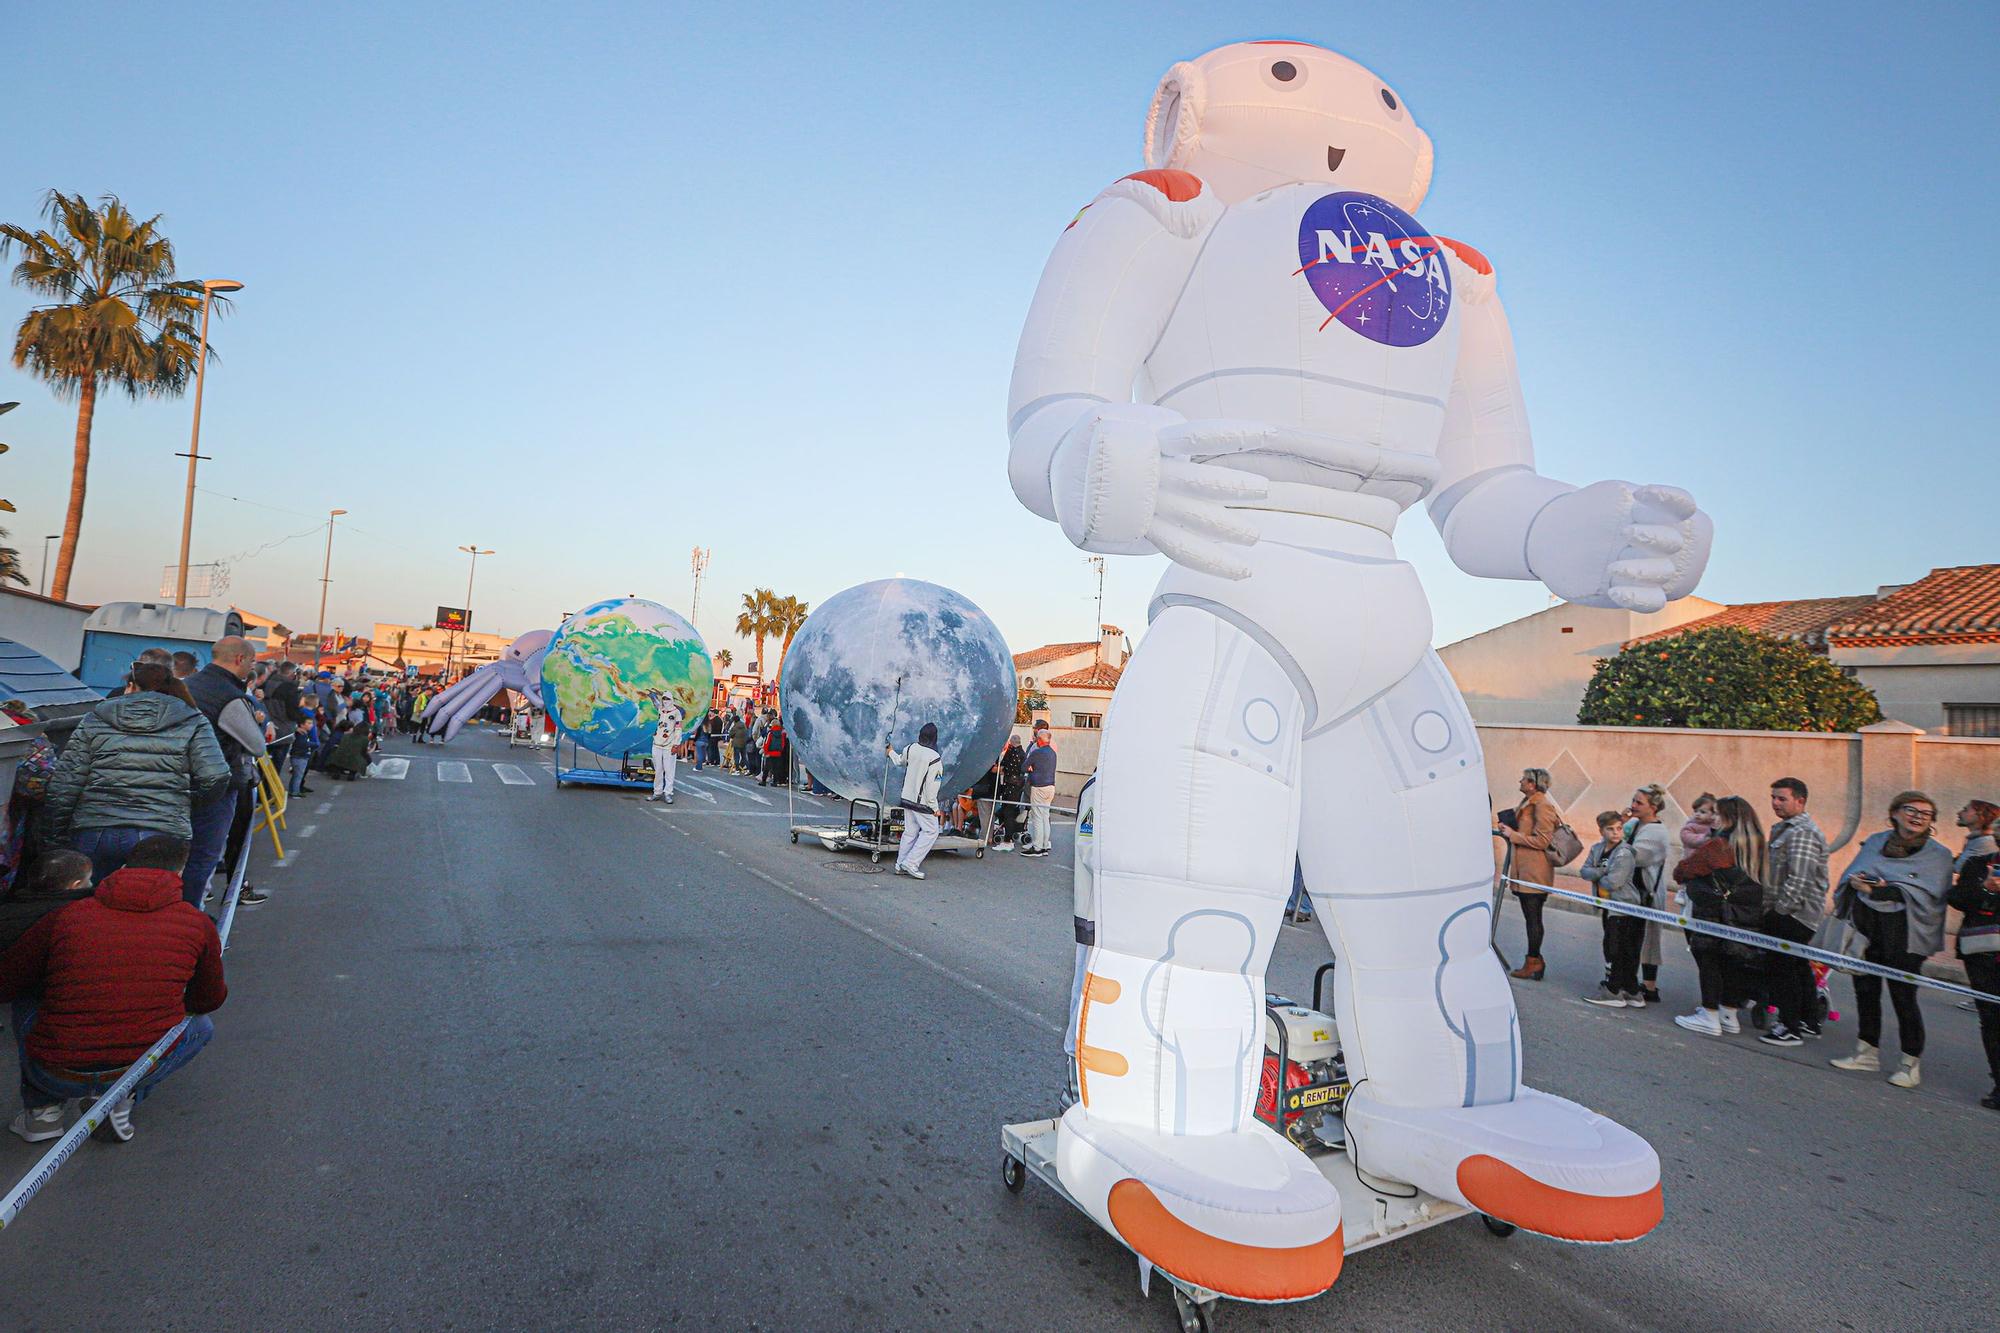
1425 267 1570 582
1006 176 1213 526
1426 254 1713 610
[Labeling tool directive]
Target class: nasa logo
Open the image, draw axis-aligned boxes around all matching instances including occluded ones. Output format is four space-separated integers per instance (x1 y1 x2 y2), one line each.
1295 191 1451 347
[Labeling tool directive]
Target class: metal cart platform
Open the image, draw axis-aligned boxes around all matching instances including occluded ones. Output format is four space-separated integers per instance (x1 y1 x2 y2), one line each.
787 793 988 864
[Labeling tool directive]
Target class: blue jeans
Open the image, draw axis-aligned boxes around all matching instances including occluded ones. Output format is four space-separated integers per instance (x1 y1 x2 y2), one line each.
73 826 152 883
21 1013 214 1109
182 788 239 907
1287 860 1313 918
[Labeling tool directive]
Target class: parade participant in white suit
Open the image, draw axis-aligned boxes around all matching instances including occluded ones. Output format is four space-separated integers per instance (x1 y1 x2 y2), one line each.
1009 39 1713 1300
887 723 945 879
648 696 686 804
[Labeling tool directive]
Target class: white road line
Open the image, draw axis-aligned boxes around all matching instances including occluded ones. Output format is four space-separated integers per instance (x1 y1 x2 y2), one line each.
296 825 317 839
374 757 410 780
315 803 333 815
687 774 770 806
437 761 472 783
274 851 303 869
331 785 346 797
492 763 535 786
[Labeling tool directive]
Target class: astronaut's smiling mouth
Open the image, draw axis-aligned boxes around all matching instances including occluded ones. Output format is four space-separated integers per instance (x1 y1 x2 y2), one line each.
1327 146 1346 172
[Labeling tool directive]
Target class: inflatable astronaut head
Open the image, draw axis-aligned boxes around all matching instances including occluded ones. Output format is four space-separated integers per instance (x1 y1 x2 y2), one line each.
1145 41 1433 210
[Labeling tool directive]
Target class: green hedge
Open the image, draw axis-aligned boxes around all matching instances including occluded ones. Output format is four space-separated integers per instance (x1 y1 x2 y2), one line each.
1578 626 1883 732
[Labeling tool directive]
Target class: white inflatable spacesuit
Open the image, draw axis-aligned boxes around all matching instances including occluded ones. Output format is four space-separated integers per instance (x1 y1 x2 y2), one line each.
1010 41 1712 1301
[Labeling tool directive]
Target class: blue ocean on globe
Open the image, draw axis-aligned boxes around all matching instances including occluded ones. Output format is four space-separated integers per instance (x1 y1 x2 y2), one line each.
781 579 1016 804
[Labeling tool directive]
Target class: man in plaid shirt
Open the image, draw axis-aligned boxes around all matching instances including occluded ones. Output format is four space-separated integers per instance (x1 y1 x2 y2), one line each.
1761 776 1831 1046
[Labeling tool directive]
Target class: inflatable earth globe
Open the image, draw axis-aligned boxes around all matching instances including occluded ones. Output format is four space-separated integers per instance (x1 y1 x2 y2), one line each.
540 597 712 759
781 579 1016 804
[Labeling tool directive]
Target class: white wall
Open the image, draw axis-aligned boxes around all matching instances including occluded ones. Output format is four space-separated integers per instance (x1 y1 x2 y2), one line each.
1439 597 1724 725
1833 640 2000 732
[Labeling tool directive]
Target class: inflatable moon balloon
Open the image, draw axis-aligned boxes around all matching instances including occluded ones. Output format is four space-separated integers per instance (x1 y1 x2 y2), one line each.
1008 39 1712 1301
780 579 1016 805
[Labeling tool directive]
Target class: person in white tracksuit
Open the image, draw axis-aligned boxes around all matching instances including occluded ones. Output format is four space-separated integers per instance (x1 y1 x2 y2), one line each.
648 697 686 803
886 723 945 879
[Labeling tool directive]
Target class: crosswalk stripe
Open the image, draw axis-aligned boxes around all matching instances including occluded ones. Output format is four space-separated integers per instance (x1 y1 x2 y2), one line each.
374 758 409 781
437 761 472 783
492 763 535 786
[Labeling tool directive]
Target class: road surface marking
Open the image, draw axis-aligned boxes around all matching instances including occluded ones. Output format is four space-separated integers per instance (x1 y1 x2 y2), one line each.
332 785 346 796
315 803 333 815
437 761 472 783
493 764 535 786
687 774 770 806
296 825 317 839
374 757 409 780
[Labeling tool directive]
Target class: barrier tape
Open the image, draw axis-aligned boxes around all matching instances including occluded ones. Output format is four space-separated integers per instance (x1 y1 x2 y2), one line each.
1501 875 1999 1006
1 788 262 1232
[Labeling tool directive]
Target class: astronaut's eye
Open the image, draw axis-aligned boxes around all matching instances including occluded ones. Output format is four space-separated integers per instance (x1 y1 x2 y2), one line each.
1271 60 1298 82
1380 88 1398 110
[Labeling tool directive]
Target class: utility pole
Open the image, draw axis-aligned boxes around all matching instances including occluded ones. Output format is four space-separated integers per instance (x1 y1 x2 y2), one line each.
690 546 711 626
174 278 244 606
314 509 347 666
448 545 493 679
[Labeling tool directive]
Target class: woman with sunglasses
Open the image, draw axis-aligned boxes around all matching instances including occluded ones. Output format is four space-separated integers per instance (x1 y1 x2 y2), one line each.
1828 791 1955 1088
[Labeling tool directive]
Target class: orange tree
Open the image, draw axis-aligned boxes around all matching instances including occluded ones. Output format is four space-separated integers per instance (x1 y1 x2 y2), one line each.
1578 626 1882 732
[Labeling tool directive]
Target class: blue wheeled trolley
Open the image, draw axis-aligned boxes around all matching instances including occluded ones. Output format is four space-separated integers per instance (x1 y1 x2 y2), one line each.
552 729 652 790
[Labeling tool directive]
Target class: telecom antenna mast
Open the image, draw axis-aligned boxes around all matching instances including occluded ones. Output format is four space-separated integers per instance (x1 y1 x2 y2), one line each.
690 546 712 624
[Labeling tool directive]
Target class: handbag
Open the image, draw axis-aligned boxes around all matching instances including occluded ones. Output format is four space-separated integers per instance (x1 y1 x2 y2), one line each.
1548 821 1585 868
1959 923 2000 957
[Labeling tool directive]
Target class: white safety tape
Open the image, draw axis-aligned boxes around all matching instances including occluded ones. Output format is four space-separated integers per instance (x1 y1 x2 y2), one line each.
1 790 261 1232
1501 875 1998 1005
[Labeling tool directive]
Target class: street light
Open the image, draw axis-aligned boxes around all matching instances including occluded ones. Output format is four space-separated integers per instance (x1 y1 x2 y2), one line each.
38 535 58 597
313 509 347 667
174 278 245 607
446 544 494 678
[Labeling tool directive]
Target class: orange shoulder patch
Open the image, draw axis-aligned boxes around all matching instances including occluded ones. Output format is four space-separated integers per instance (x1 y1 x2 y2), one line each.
1437 237 1492 276
1120 169 1204 203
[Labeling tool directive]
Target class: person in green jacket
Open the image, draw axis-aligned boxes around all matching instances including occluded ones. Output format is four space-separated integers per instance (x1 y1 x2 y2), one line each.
44 660 230 881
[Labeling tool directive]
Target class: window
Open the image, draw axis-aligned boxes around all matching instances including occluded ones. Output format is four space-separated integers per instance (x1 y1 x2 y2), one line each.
1072 712 1103 729
1944 703 2000 738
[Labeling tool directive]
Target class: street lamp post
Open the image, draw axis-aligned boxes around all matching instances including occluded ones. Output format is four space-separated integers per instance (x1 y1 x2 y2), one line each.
174 278 245 607
38 535 59 597
446 545 494 679
313 509 347 667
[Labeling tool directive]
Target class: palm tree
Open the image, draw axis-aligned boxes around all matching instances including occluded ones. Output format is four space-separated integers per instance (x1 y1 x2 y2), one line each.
1 192 210 601
735 587 776 698
0 528 27 587
714 648 733 675
769 594 810 684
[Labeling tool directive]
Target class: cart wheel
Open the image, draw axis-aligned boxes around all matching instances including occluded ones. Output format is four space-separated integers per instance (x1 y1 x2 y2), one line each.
790 831 799 844
1480 1213 1517 1238
976 845 986 859
871 851 882 863
1171 1288 1215 1332
1001 1154 1025 1193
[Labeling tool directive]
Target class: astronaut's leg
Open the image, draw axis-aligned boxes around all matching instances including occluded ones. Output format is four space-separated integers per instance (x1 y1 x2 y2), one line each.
1297 651 1663 1243
1054 606 1343 1301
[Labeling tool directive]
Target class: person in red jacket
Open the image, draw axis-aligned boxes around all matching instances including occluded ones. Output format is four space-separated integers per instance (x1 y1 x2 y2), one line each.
0 834 226 1143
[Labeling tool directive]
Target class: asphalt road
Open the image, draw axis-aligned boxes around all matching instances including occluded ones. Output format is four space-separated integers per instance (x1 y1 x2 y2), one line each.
2 728 1992 1331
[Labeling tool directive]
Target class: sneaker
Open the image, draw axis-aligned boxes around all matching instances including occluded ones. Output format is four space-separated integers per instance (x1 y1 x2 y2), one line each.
1638 988 1662 1006
1023 848 1050 858
1980 1091 1999 1111
664 795 673 805
1794 1021 1822 1040
9 1104 65 1143
894 865 926 880
296 785 315 795
1887 1056 1921 1089
1759 1024 1804 1048
1717 1008 1741 1034
993 840 1014 852
237 886 270 907
1674 1008 1723 1036
90 1095 134 1143
1584 985 1630 1008
1829 1041 1880 1071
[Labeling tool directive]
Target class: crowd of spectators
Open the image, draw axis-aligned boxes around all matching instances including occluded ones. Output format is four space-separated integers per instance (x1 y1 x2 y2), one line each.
0 639 423 1148
1498 769 2000 1112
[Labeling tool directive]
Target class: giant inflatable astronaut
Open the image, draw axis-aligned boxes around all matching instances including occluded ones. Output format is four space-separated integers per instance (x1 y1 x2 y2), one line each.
1010 41 1712 1300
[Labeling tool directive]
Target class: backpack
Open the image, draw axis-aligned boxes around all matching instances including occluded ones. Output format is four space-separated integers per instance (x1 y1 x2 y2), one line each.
1548 820 1585 868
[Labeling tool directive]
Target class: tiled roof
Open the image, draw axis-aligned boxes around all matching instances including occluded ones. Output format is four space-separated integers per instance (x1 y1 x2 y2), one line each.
1014 640 1096 670
1827 565 2000 644
1627 596 1880 651
1046 661 1123 689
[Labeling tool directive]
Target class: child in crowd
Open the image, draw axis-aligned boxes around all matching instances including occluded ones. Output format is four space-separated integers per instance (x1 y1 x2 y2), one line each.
1579 811 1641 1007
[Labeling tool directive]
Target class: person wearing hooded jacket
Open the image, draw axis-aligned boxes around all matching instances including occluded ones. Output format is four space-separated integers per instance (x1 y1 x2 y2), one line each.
887 723 946 879
45 661 231 882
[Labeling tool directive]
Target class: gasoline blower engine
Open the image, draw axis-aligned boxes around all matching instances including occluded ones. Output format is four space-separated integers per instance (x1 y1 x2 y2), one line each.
1255 966 1352 1153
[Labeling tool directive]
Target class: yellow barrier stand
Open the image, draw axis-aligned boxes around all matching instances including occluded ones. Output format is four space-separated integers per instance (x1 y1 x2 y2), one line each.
252 755 287 858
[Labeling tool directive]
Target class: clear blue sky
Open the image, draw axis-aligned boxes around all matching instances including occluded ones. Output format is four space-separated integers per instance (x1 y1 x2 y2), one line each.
3 1 1993 664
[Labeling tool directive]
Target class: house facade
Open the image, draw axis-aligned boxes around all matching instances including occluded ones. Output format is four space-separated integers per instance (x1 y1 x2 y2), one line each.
1012 625 1130 730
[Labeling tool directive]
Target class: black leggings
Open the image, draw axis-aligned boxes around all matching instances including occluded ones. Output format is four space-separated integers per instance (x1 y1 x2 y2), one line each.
1691 942 1749 1010
1516 891 1547 958
1763 912 1817 1028
1852 905 1925 1057
1964 953 2000 1093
